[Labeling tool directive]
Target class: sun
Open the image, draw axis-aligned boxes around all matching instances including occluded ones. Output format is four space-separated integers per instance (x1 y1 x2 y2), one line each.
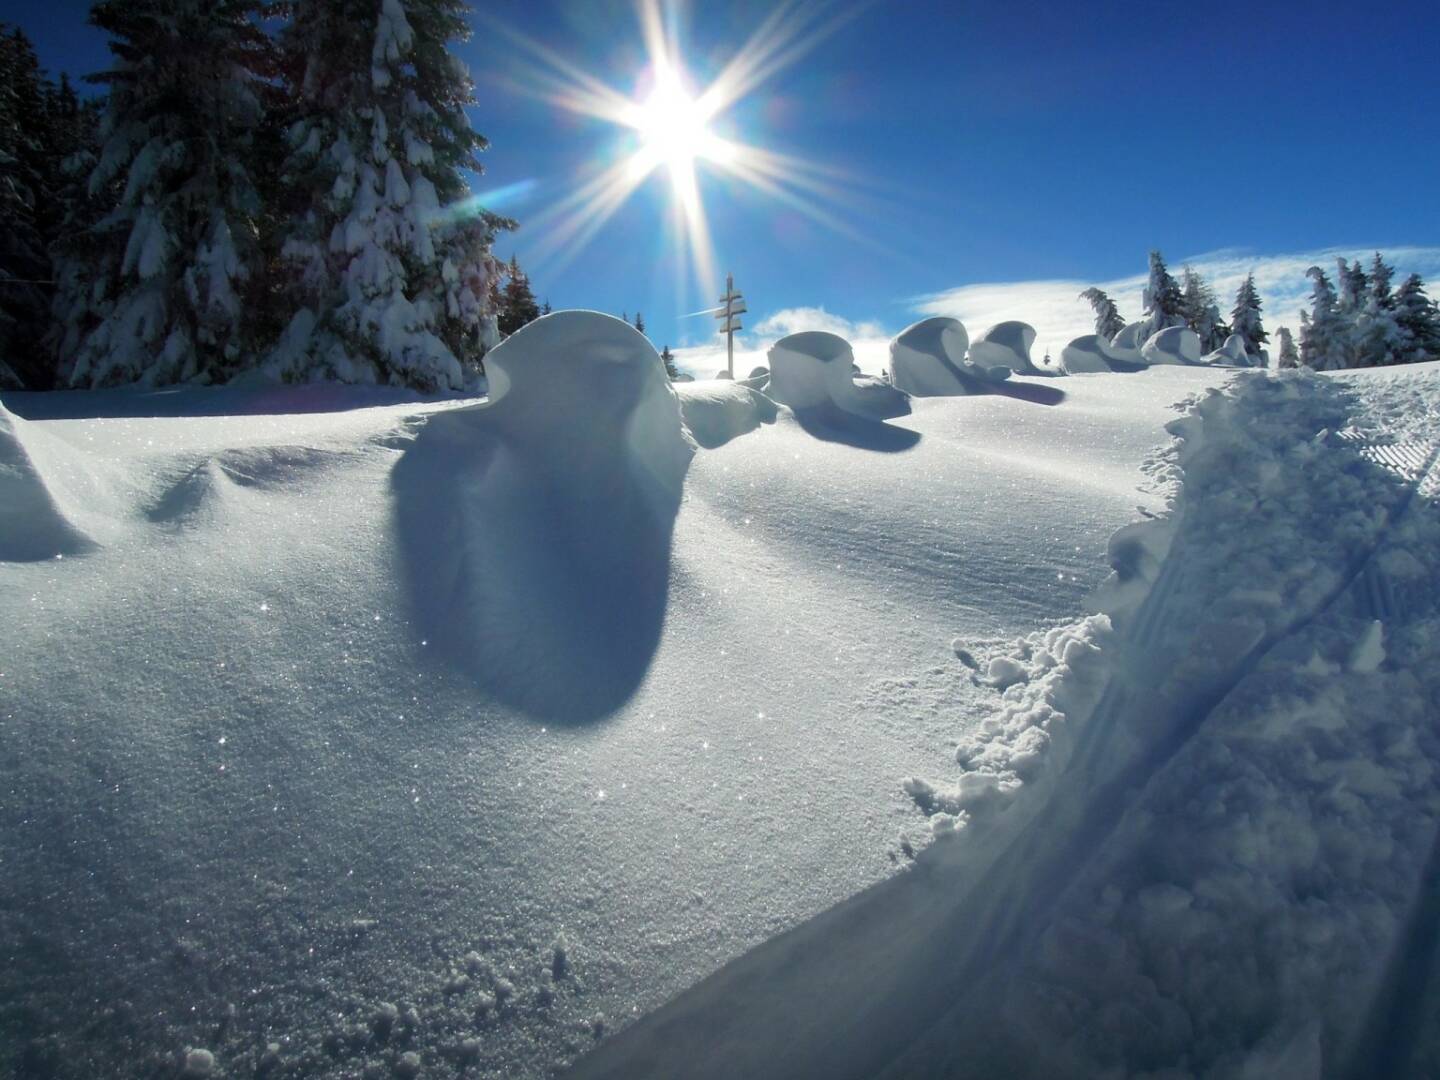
486 0 867 300
624 65 733 185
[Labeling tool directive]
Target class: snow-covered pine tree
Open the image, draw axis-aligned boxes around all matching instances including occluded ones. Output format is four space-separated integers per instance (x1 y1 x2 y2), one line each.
659 344 679 380
1078 287 1125 340
1275 326 1298 369
0 26 55 387
1140 250 1185 341
66 0 275 388
1353 252 1403 367
46 76 109 385
497 254 539 336
1178 266 1228 352
1299 266 1344 370
269 0 510 391
1228 273 1268 361
1394 273 1440 365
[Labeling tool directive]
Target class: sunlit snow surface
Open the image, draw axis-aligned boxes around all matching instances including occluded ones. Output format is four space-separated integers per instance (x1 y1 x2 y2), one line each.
4 358 1434 1077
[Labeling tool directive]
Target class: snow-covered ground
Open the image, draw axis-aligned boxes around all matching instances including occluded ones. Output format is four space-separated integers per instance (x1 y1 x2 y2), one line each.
2 326 1436 1078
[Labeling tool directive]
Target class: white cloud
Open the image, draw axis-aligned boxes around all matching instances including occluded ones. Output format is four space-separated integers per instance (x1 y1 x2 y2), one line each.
914 246 1440 362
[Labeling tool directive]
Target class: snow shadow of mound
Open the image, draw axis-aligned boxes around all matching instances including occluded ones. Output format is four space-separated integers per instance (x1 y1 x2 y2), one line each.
787 403 921 452
979 379 1066 406
0 401 97 561
390 313 694 724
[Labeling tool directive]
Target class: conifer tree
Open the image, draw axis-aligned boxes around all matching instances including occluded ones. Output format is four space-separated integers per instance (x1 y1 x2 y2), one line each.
66 0 275 387
1336 258 1369 317
1275 326 1298 369
540 298 552 315
1179 266 1227 352
269 0 510 390
1394 273 1440 365
1354 253 1403 367
634 311 645 335
497 254 539 335
0 26 54 386
659 344 679 380
1299 266 1344 370
1078 287 1125 340
47 79 108 385
1228 273 1268 360
1140 250 1184 341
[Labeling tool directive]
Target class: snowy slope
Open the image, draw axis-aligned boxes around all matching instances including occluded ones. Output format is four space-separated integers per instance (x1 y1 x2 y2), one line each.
570 362 1440 1080
5 342 1433 1078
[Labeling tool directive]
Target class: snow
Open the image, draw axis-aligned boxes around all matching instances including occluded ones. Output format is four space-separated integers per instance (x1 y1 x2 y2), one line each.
888 316 974 396
674 379 779 449
3 347 1438 1079
1059 333 1118 374
969 320 1047 377
1141 324 1203 365
1202 331 1251 366
569 361 1440 1080
766 329 910 421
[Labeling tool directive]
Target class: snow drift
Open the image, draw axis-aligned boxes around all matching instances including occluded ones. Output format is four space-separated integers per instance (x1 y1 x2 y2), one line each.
1059 334 1117 374
969 321 1049 377
888 317 976 397
767 331 911 424
0 399 98 561
568 365 1440 1079
391 312 694 722
675 379 779 449
1108 321 1149 366
1141 325 1202 365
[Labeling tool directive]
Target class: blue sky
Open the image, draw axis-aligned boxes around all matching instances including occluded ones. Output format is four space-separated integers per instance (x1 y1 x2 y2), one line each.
12 0 1440 365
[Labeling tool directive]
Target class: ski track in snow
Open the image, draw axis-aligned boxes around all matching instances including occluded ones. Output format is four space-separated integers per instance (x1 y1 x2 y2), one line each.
4 362 1437 1078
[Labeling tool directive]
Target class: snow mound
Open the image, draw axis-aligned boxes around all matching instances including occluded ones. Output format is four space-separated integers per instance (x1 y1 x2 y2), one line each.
675 380 780 449
0 399 97 560
1141 325 1202 365
391 311 694 722
969 321 1046 377
888 317 978 397
1203 332 1251 366
1059 334 1118 374
1105 321 1152 368
767 331 910 421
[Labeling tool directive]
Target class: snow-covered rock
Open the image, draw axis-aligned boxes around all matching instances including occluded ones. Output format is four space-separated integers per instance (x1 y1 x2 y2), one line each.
1140 325 1202 365
393 311 693 721
969 321 1044 377
768 331 910 420
1059 334 1117 374
888 317 975 397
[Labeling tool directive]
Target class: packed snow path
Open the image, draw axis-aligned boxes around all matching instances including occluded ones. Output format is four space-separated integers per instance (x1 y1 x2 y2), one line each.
7 354 1433 1077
